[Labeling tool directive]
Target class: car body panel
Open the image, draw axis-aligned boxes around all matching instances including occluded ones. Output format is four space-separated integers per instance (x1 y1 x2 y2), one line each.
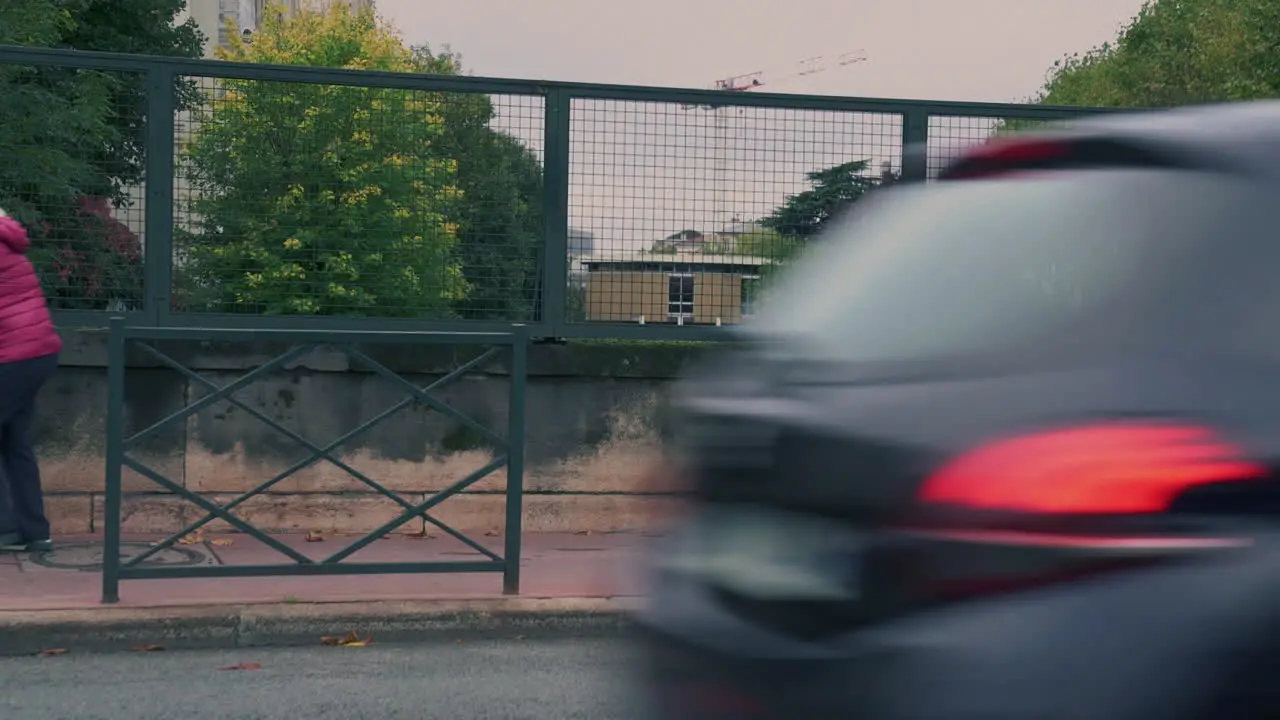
642 538 1280 718
639 102 1280 718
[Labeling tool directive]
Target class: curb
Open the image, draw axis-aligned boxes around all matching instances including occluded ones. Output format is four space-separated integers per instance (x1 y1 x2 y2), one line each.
0 597 642 657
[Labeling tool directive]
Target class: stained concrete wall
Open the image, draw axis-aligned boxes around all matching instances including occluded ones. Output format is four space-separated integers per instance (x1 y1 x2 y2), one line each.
30 331 709 537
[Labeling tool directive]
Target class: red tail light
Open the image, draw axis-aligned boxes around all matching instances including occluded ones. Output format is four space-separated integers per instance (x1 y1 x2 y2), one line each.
940 136 1191 180
961 138 1070 164
941 138 1070 179
918 424 1266 515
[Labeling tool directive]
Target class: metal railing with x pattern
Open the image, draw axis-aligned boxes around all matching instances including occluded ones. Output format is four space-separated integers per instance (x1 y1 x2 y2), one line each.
101 318 529 603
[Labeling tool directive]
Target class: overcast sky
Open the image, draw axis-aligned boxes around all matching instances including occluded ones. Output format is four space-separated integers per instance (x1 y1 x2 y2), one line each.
377 0 1144 101
372 0 1148 250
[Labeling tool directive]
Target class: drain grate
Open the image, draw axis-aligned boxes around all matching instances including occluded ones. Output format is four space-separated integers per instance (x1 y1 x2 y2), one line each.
25 541 214 571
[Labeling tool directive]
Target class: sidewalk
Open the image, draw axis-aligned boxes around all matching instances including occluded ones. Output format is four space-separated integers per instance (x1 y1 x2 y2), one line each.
0 531 653 655
1 531 652 610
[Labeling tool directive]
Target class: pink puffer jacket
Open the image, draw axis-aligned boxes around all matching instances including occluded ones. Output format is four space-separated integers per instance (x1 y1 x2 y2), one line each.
0 213 62 363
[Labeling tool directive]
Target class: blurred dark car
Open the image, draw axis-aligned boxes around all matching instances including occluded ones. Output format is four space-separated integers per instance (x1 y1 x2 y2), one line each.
637 102 1280 719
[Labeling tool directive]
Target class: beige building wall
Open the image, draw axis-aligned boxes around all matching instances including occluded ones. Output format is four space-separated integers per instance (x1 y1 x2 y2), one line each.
177 1 224 59
585 271 667 323
692 272 741 325
585 270 747 325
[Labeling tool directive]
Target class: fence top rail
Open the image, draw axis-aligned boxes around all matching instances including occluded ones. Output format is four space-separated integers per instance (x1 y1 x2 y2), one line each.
0 44 1138 117
111 320 528 345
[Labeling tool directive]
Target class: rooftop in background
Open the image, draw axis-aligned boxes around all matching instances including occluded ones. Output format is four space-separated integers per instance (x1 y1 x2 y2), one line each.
583 252 777 267
719 220 765 235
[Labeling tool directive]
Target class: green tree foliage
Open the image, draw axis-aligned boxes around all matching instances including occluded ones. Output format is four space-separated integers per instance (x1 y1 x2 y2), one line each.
178 5 544 319
178 4 468 316
442 128 543 320
416 48 544 321
992 0 1280 142
53 0 204 189
732 227 802 263
761 159 880 238
995 1 1280 143
0 0 203 309
1036 0 1280 108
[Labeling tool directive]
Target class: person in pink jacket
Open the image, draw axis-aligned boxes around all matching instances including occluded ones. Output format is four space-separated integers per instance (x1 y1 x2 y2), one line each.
0 209 61 552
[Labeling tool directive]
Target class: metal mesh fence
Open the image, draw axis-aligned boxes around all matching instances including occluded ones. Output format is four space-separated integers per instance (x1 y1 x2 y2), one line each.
567 98 903 327
0 61 147 312
171 74 545 321
0 47 1122 336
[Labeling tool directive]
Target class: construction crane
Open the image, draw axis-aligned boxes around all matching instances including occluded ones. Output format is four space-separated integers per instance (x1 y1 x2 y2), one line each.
685 50 868 107
684 50 868 235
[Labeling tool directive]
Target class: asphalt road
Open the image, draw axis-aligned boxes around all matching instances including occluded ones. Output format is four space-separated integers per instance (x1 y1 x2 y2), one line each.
0 637 646 720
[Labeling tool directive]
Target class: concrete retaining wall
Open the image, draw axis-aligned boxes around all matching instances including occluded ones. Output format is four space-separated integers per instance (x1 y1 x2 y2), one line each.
29 330 710 537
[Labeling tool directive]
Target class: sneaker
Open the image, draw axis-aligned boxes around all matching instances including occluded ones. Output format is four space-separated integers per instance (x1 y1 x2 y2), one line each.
0 538 52 552
0 532 20 548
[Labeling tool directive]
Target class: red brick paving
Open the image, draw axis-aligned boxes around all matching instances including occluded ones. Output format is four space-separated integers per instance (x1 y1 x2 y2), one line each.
0 531 654 611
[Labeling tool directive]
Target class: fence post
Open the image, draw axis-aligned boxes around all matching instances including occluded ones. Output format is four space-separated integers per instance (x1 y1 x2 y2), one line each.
502 326 529 595
143 64 176 326
539 88 572 338
900 108 930 182
101 317 127 604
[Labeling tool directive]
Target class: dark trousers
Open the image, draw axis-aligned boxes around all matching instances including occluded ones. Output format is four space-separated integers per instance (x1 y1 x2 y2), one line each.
0 353 58 540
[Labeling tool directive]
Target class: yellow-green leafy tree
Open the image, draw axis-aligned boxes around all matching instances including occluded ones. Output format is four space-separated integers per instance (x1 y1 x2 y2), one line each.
177 2 468 316
1037 0 1280 108
997 0 1280 137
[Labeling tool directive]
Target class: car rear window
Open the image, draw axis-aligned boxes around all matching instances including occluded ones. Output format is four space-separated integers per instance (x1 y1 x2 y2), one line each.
750 169 1266 365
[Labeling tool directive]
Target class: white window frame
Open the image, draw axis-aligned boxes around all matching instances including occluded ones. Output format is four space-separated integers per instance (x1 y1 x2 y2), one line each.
740 274 761 319
667 272 695 320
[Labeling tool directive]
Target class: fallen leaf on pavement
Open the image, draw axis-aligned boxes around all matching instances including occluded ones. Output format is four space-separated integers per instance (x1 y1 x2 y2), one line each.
320 631 365 646
484 530 500 537
220 662 263 671
304 531 325 543
575 530 593 536
131 644 165 652
37 648 69 657
176 532 205 546
210 538 234 547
